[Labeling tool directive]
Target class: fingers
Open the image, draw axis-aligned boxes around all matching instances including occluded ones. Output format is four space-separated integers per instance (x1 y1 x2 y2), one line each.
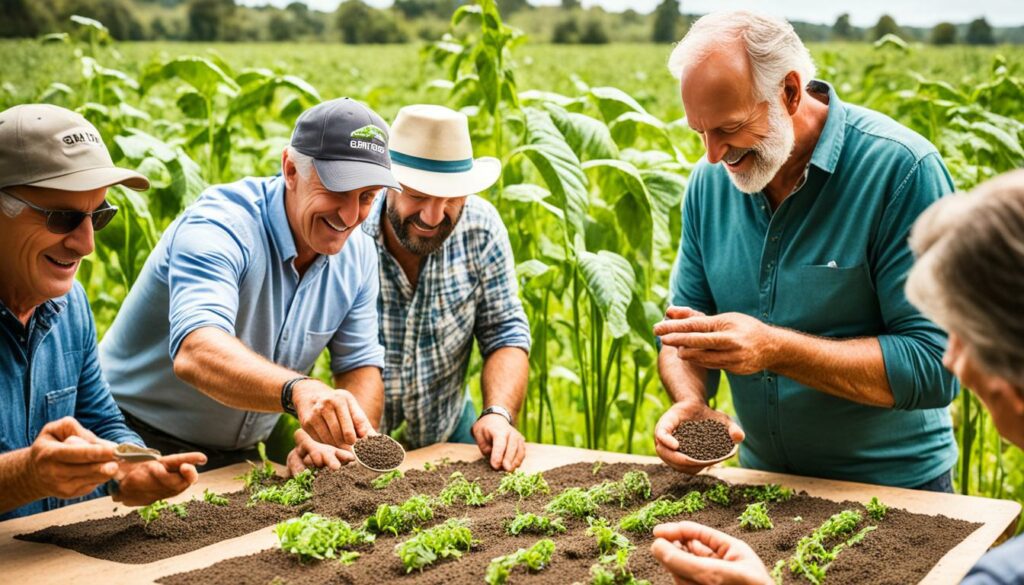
661 333 730 350
727 420 746 444
490 430 507 470
654 316 717 338
502 431 523 471
43 417 99 443
48 442 116 464
345 394 374 439
321 406 347 448
287 448 308 476
665 306 707 320
652 538 715 581
655 441 708 476
159 452 208 471
510 434 526 470
471 422 491 456
652 521 737 557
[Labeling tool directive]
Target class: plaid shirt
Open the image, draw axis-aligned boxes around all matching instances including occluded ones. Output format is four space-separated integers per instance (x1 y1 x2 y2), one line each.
363 194 531 448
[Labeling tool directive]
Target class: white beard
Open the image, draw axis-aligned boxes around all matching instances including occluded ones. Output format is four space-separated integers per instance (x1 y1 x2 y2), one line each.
723 98 796 194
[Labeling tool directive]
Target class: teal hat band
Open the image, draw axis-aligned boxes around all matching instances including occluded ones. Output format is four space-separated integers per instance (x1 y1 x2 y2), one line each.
390 150 474 173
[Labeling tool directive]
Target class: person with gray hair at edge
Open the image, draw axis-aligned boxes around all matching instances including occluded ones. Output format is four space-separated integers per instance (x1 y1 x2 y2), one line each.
0 104 206 520
650 170 1024 584
652 10 961 492
287 104 532 473
99 98 398 470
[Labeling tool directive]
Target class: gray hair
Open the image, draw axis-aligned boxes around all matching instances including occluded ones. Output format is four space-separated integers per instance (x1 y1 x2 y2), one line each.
906 170 1024 388
667 11 817 102
284 145 315 178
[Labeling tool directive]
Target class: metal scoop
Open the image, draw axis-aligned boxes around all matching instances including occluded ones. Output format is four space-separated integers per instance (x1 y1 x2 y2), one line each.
352 434 406 472
679 443 739 467
114 443 162 462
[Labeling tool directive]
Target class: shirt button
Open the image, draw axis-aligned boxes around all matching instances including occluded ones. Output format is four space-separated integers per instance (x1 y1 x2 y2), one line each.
761 312 768 318
766 377 774 383
771 236 780 242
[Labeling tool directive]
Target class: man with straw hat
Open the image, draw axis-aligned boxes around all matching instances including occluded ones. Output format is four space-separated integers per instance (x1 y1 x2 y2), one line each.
289 104 532 473
0 104 206 519
100 98 397 470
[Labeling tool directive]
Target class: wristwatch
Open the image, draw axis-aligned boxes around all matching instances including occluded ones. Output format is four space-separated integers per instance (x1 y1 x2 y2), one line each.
478 405 515 427
281 376 311 416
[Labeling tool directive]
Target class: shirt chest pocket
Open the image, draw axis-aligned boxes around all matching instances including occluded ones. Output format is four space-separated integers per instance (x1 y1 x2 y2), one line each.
294 330 335 374
45 386 78 422
777 263 880 336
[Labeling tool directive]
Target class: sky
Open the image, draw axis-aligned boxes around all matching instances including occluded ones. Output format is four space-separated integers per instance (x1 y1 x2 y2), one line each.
240 0 1024 27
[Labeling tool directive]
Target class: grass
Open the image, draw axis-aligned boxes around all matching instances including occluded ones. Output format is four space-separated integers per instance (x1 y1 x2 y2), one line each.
275 512 375 563
484 538 556 585
394 518 475 573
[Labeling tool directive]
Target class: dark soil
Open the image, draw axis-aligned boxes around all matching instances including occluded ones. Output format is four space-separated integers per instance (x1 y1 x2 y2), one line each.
117 461 983 585
673 419 735 461
354 434 405 470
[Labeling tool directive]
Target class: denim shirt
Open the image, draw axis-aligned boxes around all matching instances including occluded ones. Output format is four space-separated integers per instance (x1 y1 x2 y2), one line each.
0 281 142 520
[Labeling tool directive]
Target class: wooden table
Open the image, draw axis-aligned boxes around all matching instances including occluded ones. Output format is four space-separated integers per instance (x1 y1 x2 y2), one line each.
0 442 1019 584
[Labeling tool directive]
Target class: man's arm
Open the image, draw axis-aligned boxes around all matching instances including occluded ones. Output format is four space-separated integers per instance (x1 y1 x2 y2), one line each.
769 330 892 407
481 347 529 417
334 366 384 432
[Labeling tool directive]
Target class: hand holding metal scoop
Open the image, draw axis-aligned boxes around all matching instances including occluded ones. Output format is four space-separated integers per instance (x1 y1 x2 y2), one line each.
114 443 162 462
352 434 406 472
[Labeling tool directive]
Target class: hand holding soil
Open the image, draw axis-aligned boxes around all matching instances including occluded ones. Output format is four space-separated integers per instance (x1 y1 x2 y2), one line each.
352 434 405 471
655 401 744 475
112 452 207 506
287 428 356 476
291 381 375 447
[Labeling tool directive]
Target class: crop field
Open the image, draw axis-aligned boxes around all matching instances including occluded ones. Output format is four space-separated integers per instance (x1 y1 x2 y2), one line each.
2 3 1023 533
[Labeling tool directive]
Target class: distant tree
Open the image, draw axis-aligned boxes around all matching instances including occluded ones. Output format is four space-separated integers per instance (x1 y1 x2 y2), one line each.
966 17 995 45
187 0 235 41
651 0 681 43
496 0 530 15
871 14 903 41
622 9 641 24
269 12 294 41
552 16 578 44
0 0 53 38
61 0 145 40
560 0 581 9
335 0 407 44
580 19 609 44
831 13 853 40
931 22 957 45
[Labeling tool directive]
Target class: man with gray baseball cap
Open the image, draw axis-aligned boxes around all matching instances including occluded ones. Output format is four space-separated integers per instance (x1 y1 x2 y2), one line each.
99 98 398 469
0 104 206 520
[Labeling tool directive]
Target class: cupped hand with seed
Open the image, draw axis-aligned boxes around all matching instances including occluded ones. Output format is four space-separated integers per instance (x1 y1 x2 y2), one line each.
286 428 356 476
654 401 744 475
651 521 772 585
291 380 375 448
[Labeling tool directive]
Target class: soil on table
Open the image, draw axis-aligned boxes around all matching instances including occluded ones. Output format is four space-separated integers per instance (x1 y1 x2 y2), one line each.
673 419 734 461
353 434 405 470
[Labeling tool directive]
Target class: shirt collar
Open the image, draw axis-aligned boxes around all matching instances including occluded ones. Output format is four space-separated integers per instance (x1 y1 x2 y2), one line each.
265 175 298 263
807 79 847 175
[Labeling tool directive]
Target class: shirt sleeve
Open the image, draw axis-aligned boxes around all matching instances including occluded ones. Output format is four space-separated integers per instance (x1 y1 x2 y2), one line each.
71 285 144 447
330 239 386 374
165 209 251 360
669 166 717 314
873 152 960 410
473 214 532 357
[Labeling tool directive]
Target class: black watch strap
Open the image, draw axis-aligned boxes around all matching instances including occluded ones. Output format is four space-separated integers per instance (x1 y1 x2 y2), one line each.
281 376 311 416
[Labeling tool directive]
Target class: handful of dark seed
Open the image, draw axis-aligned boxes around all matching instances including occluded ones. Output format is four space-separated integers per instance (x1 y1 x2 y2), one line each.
672 419 735 461
353 434 405 471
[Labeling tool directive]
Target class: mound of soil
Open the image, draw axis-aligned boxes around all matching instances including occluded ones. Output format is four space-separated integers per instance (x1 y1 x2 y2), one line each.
36 460 972 585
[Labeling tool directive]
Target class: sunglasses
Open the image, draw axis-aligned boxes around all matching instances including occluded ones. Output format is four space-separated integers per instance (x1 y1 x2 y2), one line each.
0 188 118 234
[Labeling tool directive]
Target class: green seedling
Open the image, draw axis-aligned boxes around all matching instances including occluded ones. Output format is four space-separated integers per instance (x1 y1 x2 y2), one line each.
589 471 652 507
203 489 229 506
137 499 187 525
618 492 705 533
772 509 877 585
589 546 652 585
705 483 732 506
423 457 452 471
506 511 566 536
394 518 475 572
371 469 404 490
592 461 604 475
236 441 276 491
586 517 632 555
275 512 375 563
363 494 435 536
249 469 315 506
485 538 555 585
438 471 493 506
497 470 550 499
866 497 888 521
743 484 794 503
546 487 601 519
739 502 773 531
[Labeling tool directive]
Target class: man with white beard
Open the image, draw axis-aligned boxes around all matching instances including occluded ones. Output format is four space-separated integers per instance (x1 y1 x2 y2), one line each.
652 11 960 492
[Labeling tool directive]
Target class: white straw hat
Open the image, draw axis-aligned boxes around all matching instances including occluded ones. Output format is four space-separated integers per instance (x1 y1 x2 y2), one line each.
388 105 500 198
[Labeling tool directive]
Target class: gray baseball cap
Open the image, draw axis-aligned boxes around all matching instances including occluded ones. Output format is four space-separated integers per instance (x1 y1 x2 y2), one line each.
0 104 149 191
290 98 400 193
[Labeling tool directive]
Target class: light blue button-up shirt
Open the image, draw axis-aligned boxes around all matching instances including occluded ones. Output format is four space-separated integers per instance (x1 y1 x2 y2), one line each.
99 175 385 451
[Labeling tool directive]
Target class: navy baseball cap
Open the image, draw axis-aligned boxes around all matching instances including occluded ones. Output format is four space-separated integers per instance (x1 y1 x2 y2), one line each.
289 98 400 192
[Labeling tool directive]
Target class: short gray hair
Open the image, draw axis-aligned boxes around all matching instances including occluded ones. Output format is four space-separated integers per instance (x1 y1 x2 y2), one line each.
906 170 1024 387
284 145 315 178
667 11 817 102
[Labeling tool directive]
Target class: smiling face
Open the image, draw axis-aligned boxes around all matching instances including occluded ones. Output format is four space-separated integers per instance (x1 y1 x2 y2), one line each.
944 331 1024 449
385 185 466 256
0 185 106 316
681 43 795 194
282 151 381 261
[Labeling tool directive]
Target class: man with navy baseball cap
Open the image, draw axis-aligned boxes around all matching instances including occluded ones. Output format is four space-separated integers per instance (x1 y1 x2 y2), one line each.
100 98 398 469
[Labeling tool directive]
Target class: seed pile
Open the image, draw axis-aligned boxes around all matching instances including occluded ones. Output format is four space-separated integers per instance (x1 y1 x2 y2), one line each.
673 419 735 461
354 434 405 470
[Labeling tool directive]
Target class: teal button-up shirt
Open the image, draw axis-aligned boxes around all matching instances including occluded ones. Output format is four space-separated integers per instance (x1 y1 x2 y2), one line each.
670 81 959 487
